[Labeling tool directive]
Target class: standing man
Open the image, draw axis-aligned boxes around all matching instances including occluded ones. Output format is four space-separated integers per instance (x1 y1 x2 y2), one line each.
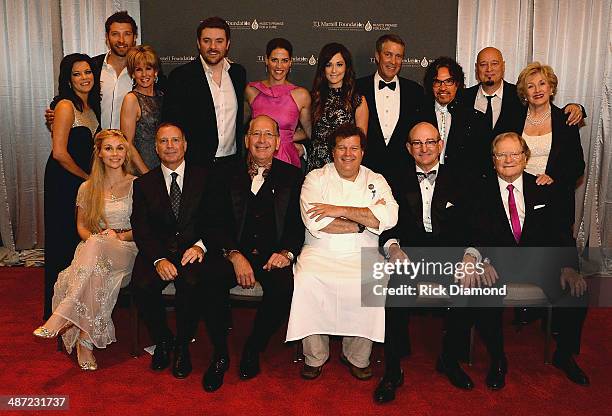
463 47 584 178
419 57 483 177
204 115 304 387
45 11 142 129
356 34 424 178
286 123 398 381
131 122 230 386
163 16 246 168
374 122 466 402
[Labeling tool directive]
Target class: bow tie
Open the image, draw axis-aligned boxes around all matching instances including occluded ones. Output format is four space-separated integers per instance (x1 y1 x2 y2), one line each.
416 170 437 184
378 80 396 90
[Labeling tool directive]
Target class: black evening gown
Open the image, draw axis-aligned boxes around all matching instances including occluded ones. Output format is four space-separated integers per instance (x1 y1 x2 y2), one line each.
43 104 98 319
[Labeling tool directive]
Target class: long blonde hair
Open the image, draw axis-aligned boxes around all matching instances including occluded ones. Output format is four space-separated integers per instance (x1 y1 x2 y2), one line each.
81 129 133 233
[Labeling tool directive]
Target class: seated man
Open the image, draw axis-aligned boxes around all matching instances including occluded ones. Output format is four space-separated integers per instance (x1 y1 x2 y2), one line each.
286 123 398 380
204 115 304 388
444 132 589 390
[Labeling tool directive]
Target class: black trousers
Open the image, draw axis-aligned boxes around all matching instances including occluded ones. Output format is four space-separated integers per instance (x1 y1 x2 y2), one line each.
132 252 230 349
217 252 294 353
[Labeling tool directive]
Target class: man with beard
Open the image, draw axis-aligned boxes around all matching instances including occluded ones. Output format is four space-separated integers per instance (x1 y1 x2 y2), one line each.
163 16 246 168
46 11 143 129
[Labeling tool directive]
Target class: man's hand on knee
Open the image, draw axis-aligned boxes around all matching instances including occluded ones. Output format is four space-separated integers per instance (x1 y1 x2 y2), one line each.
228 251 256 288
155 259 178 281
181 245 204 266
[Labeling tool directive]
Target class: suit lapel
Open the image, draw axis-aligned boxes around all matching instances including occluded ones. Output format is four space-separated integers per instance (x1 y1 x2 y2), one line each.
546 106 563 174
490 178 518 245
230 164 250 240
366 75 385 146
405 171 425 231
154 168 176 225
177 164 196 228
270 162 289 242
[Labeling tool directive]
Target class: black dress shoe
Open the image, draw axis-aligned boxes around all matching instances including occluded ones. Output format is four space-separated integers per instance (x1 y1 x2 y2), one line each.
436 355 474 390
203 355 230 392
486 358 507 390
151 338 173 371
552 352 590 386
239 347 260 380
374 370 404 404
172 344 192 379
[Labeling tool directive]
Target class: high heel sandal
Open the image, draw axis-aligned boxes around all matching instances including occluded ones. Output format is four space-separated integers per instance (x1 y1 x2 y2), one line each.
77 338 97 371
33 321 74 339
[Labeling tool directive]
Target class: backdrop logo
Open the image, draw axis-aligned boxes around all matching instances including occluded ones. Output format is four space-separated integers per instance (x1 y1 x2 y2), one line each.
313 19 398 31
228 18 284 30
257 54 318 66
160 55 197 65
369 56 434 68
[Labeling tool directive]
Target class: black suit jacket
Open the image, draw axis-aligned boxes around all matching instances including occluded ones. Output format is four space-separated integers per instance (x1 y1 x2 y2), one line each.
131 163 209 265
162 58 246 167
381 164 465 248
206 158 304 257
356 74 424 178
467 173 578 298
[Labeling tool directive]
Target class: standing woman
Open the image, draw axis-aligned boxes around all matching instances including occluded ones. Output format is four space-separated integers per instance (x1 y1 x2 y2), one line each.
245 38 311 168
35 129 138 371
516 62 585 224
120 45 163 174
44 53 100 319
307 42 368 172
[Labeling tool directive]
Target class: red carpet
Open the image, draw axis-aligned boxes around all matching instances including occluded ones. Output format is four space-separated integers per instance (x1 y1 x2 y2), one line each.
1 267 610 415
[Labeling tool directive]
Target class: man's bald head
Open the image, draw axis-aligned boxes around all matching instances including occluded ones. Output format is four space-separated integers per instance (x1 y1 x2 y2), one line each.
407 122 443 171
476 47 505 92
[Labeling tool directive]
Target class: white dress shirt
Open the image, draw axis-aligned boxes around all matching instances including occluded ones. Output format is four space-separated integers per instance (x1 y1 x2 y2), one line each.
374 72 401 144
154 161 205 265
100 52 133 129
200 56 238 157
474 83 504 129
435 101 451 164
384 162 439 254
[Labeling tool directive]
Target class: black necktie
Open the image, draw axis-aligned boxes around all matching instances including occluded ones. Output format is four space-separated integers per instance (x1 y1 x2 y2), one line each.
485 95 495 129
416 170 437 184
170 172 181 219
378 80 396 91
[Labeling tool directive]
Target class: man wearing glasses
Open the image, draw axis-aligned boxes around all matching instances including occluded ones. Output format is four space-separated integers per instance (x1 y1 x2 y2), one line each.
451 131 589 389
203 115 304 390
419 57 481 178
374 122 467 402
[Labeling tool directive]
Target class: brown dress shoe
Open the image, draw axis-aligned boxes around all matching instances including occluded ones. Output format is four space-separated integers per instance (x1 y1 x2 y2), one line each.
340 354 373 380
301 363 323 380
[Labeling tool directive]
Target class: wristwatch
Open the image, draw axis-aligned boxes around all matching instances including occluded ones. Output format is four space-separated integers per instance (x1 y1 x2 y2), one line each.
357 223 366 233
222 248 240 259
281 250 295 262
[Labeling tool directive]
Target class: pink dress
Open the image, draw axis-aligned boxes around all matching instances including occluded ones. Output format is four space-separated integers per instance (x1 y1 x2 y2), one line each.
249 81 301 167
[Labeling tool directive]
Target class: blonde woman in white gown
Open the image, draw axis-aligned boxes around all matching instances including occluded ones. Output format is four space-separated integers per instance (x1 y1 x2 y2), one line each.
34 129 138 370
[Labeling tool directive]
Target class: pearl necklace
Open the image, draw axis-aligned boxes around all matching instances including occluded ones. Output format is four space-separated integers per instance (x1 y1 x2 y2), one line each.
526 108 551 125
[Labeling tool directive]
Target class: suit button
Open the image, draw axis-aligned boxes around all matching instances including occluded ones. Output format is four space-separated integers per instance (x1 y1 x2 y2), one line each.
253 234 258 239
175 232 179 236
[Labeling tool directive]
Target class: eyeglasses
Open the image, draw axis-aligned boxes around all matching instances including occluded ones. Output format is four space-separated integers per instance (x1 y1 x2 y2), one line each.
409 139 440 148
493 151 524 161
432 78 456 87
248 131 278 139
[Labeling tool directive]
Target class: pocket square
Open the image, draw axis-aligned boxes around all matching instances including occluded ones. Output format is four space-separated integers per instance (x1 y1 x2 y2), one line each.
534 204 546 210
446 201 454 208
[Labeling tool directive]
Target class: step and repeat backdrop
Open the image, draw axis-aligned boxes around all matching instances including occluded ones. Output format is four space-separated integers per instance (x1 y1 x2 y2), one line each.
141 1 458 88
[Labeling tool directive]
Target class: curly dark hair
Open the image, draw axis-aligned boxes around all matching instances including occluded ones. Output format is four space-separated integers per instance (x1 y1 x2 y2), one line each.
51 53 101 117
311 43 358 123
423 56 465 95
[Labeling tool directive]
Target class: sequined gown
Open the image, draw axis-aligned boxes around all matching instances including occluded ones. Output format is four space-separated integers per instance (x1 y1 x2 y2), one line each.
131 90 163 171
44 101 97 319
52 180 138 352
307 87 362 172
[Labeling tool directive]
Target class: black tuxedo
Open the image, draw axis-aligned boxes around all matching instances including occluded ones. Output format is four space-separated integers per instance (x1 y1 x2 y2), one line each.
206 158 304 351
356 74 424 178
162 58 246 167
131 163 229 348
463 81 525 179
418 95 487 178
446 173 587 362
380 165 468 373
